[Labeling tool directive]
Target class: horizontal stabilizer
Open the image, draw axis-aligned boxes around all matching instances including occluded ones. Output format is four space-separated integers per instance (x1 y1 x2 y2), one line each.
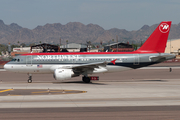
150 54 175 62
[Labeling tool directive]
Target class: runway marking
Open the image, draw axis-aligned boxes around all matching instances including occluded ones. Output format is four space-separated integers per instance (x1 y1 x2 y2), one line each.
0 89 13 93
0 89 87 96
31 91 50 94
31 90 87 94
31 90 75 94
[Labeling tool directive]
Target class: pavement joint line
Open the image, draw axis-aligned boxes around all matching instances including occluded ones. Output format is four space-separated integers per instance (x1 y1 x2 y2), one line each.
6 95 21 96
1 97 180 103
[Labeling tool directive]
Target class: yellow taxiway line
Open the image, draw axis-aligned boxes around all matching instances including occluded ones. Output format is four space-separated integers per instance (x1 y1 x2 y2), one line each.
0 89 13 93
31 90 77 94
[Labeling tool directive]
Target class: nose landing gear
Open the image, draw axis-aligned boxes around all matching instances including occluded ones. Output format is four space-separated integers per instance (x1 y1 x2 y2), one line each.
28 74 32 83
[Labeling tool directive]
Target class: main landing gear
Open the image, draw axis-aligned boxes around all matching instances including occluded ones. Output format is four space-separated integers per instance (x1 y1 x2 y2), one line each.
82 76 99 83
82 76 91 83
28 74 32 83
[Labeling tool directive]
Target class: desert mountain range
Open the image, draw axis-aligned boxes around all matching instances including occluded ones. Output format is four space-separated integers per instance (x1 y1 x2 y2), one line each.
0 20 180 44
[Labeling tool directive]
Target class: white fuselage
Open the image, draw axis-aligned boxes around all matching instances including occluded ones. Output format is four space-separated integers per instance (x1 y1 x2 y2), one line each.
4 52 175 75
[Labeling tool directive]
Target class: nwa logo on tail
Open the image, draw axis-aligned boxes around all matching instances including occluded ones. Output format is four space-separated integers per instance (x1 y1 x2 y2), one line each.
159 23 169 33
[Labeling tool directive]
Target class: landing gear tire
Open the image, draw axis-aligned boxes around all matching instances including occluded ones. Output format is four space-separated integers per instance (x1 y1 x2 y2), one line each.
27 74 32 83
28 79 32 83
82 76 91 83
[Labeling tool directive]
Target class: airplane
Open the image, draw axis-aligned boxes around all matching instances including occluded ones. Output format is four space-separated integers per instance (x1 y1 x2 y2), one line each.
4 21 175 83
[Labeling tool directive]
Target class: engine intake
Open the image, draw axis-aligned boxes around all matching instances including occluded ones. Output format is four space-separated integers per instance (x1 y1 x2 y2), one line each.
53 69 74 80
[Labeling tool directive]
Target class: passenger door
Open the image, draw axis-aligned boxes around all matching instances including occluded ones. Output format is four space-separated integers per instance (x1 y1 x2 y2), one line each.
133 54 139 65
26 55 32 66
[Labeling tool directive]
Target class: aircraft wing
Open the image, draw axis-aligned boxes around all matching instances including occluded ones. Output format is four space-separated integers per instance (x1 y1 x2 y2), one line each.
61 59 117 69
60 59 117 75
61 61 108 69
73 61 108 68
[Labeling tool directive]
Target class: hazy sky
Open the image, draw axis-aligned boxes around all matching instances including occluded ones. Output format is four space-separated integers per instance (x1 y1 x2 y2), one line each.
1 0 180 31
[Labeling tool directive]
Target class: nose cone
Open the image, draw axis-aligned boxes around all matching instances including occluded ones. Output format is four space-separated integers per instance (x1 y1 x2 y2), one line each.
4 64 10 70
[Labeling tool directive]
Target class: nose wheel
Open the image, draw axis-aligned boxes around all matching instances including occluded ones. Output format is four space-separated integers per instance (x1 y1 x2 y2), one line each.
28 74 32 83
28 79 32 83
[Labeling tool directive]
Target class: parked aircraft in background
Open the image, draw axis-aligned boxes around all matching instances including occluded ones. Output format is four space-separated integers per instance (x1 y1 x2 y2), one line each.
4 21 175 83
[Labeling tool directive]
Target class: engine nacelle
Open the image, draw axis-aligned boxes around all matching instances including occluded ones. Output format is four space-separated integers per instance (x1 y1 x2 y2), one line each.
53 69 74 80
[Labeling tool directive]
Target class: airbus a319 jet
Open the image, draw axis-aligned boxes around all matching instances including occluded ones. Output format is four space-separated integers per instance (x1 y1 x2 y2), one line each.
4 21 175 83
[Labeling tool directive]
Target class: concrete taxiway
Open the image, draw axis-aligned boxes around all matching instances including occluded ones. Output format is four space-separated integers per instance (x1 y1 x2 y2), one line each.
1 78 180 108
0 65 180 108
1 63 180 119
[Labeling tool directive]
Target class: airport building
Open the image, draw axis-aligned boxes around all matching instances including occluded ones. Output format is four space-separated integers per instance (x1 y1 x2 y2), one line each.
104 42 134 52
165 39 180 55
10 43 89 56
9 39 180 57
60 43 87 52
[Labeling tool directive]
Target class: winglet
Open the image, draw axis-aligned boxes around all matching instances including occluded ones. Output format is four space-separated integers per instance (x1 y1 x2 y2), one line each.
111 59 117 65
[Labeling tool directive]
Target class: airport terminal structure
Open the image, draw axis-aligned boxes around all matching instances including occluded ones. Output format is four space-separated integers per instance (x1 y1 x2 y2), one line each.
165 38 180 55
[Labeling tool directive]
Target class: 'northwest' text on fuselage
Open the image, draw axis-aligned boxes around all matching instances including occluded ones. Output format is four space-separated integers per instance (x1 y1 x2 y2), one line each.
36 55 80 60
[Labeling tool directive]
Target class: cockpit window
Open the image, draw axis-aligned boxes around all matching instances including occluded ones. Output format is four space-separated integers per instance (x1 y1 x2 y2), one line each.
11 59 16 61
11 58 20 62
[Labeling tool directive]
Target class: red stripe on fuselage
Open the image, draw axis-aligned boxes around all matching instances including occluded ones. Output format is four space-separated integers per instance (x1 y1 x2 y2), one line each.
21 51 157 56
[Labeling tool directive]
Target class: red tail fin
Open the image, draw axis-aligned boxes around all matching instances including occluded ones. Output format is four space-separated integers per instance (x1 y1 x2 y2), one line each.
136 21 171 53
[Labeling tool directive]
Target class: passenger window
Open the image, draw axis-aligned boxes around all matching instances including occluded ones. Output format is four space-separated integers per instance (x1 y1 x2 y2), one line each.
17 59 20 62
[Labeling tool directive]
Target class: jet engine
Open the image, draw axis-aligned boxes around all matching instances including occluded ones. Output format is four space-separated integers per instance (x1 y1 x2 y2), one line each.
53 69 74 80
